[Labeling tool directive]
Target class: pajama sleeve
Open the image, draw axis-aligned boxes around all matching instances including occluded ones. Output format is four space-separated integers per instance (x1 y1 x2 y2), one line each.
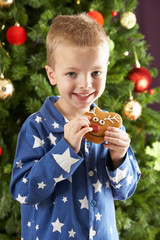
10 121 84 205
106 125 141 200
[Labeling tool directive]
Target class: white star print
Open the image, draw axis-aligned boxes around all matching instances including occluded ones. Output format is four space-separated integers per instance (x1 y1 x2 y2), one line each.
35 225 39 230
130 155 134 160
47 132 57 145
107 166 128 184
85 147 89 154
127 174 133 185
64 117 69 123
33 135 45 149
62 196 68 203
38 181 46 189
115 183 122 189
22 178 28 183
52 122 59 129
35 116 42 123
53 148 79 173
79 196 89 210
136 167 141 174
95 212 102 221
27 221 31 227
92 179 102 193
36 238 39 240
16 160 23 168
51 218 64 233
68 228 76 238
89 226 96 239
16 194 27 204
110 227 113 234
105 181 110 188
68 176 72 183
53 174 65 184
85 142 89 154
35 203 39 210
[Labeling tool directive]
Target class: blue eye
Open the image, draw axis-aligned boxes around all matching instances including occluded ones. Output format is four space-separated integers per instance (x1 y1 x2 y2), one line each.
92 71 101 77
67 72 76 77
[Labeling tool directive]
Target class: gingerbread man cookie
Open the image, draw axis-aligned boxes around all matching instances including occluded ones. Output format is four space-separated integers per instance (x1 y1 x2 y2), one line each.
83 106 122 144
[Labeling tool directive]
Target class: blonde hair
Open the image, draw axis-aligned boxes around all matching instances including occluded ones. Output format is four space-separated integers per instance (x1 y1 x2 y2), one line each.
46 13 109 68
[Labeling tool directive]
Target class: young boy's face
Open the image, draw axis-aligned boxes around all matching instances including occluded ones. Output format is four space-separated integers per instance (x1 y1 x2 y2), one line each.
46 43 109 115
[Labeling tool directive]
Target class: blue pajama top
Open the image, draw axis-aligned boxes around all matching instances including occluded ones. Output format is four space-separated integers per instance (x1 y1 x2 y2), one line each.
10 96 141 240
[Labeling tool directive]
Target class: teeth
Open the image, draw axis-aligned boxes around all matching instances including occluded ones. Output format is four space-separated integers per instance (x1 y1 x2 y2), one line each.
78 94 90 97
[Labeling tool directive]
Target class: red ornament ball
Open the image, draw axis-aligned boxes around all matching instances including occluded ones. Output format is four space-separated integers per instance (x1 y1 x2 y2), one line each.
148 89 154 95
0 147 2 156
88 11 104 26
6 25 27 45
111 11 117 17
128 67 152 92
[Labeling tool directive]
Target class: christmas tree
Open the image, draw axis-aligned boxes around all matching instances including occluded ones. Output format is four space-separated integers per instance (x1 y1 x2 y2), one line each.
0 0 160 239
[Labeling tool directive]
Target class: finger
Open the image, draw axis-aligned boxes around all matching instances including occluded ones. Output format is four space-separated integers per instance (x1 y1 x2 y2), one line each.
103 144 127 159
104 141 128 153
77 126 93 138
104 132 130 143
104 128 130 142
106 126 122 132
105 127 128 135
104 143 123 152
78 119 91 131
77 116 91 127
104 135 130 147
80 115 91 123
84 115 91 121
66 117 90 132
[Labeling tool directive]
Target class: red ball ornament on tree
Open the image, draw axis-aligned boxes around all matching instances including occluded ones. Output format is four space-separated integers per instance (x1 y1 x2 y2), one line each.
148 89 154 95
6 23 27 45
111 11 118 17
0 147 2 156
88 11 104 26
128 67 152 92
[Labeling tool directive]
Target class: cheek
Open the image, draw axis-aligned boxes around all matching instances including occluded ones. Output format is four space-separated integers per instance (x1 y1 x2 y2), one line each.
95 77 106 89
57 79 74 93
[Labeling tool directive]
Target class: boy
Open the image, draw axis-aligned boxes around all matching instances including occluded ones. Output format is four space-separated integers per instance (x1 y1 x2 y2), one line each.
10 13 141 240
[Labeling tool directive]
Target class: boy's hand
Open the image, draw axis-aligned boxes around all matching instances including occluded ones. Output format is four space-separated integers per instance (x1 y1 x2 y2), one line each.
104 127 130 169
64 116 93 153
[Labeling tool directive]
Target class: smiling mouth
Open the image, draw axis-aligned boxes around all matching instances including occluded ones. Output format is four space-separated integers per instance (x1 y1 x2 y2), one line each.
89 132 104 138
77 93 91 97
74 92 95 98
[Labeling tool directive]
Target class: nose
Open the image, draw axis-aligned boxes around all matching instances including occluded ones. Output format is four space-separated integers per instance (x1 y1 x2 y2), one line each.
91 123 100 133
79 75 92 89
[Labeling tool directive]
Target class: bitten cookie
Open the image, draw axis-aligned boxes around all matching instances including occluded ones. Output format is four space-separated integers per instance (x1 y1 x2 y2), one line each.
83 106 122 144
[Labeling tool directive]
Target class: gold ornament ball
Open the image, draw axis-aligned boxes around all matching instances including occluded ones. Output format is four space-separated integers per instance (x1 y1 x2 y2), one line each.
122 99 142 121
0 0 14 7
120 11 136 29
0 75 14 99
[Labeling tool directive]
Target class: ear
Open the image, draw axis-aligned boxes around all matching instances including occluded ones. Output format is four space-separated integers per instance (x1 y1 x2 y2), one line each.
45 65 57 86
107 60 110 66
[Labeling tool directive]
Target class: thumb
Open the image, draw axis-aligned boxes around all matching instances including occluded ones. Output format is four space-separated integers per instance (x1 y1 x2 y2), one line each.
79 126 93 138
